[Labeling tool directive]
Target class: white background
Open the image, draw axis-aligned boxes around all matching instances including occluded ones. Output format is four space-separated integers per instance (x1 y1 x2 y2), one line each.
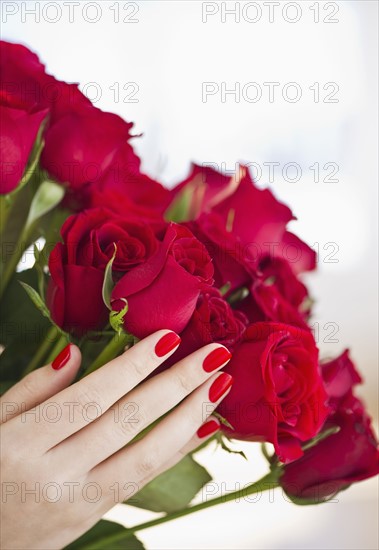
2 1 378 548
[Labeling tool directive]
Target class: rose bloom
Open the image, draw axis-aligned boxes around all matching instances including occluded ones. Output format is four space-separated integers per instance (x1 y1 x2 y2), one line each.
0 41 136 192
0 105 47 194
111 223 214 338
69 142 171 231
155 287 248 373
281 350 379 502
48 212 214 338
218 322 330 463
41 104 135 190
0 40 90 121
234 256 312 329
186 212 252 294
169 163 316 274
47 208 159 334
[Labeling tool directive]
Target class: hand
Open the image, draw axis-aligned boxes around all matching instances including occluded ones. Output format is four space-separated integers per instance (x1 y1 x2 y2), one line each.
0 330 233 549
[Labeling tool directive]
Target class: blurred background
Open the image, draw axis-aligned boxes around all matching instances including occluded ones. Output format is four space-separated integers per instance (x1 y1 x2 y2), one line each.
2 1 378 548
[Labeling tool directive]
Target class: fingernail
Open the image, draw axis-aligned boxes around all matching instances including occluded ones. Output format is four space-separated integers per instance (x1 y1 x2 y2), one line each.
197 419 220 438
209 372 233 403
155 332 181 357
52 344 71 370
203 346 232 372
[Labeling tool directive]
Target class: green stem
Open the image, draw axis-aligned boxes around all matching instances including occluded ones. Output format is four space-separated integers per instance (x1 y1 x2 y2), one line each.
0 225 31 300
45 334 70 365
79 470 281 549
0 195 13 236
84 332 134 375
129 470 280 535
22 325 61 376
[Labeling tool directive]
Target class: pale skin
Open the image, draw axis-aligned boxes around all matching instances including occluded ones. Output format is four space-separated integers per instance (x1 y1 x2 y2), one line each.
0 330 233 549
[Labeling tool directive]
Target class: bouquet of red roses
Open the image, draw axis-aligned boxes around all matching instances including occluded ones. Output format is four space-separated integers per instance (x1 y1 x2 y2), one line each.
1 41 378 548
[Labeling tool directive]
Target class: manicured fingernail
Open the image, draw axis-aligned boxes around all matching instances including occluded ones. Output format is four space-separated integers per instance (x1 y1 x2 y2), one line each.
155 332 181 357
197 419 220 438
203 346 232 373
209 372 233 403
52 344 71 370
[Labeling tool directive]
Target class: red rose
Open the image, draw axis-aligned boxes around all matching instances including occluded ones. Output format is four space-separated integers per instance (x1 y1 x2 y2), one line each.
158 287 248 372
212 168 293 260
1 41 135 192
111 223 214 338
0 105 47 194
47 208 159 334
281 394 379 502
170 163 316 275
321 349 362 406
275 231 317 275
186 212 252 293
72 143 171 231
218 322 329 462
169 163 234 219
281 350 379 501
0 41 90 122
41 104 134 190
234 257 311 329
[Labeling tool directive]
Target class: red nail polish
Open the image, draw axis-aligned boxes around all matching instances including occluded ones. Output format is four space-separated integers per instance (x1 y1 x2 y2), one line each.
197 419 220 438
52 344 71 370
155 332 181 357
209 373 233 403
203 347 232 372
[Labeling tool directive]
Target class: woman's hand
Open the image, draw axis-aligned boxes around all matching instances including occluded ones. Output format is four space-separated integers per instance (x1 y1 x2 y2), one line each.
0 330 233 549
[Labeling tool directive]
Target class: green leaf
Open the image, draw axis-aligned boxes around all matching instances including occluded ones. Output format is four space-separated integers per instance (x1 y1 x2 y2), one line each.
18 280 67 341
0 269 53 381
25 179 65 230
64 520 145 550
33 243 46 298
109 299 128 334
19 281 53 322
130 455 212 513
102 244 117 310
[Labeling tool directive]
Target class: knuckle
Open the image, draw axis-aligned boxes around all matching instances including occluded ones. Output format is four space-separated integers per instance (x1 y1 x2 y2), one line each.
21 373 38 401
123 354 147 379
135 449 160 477
72 385 104 415
173 370 194 394
117 403 145 437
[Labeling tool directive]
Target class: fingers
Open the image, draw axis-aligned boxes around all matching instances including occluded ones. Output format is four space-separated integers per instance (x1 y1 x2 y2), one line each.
90 371 232 504
124 416 221 505
4 330 181 453
0 344 81 424
141 416 221 482
53 343 231 472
